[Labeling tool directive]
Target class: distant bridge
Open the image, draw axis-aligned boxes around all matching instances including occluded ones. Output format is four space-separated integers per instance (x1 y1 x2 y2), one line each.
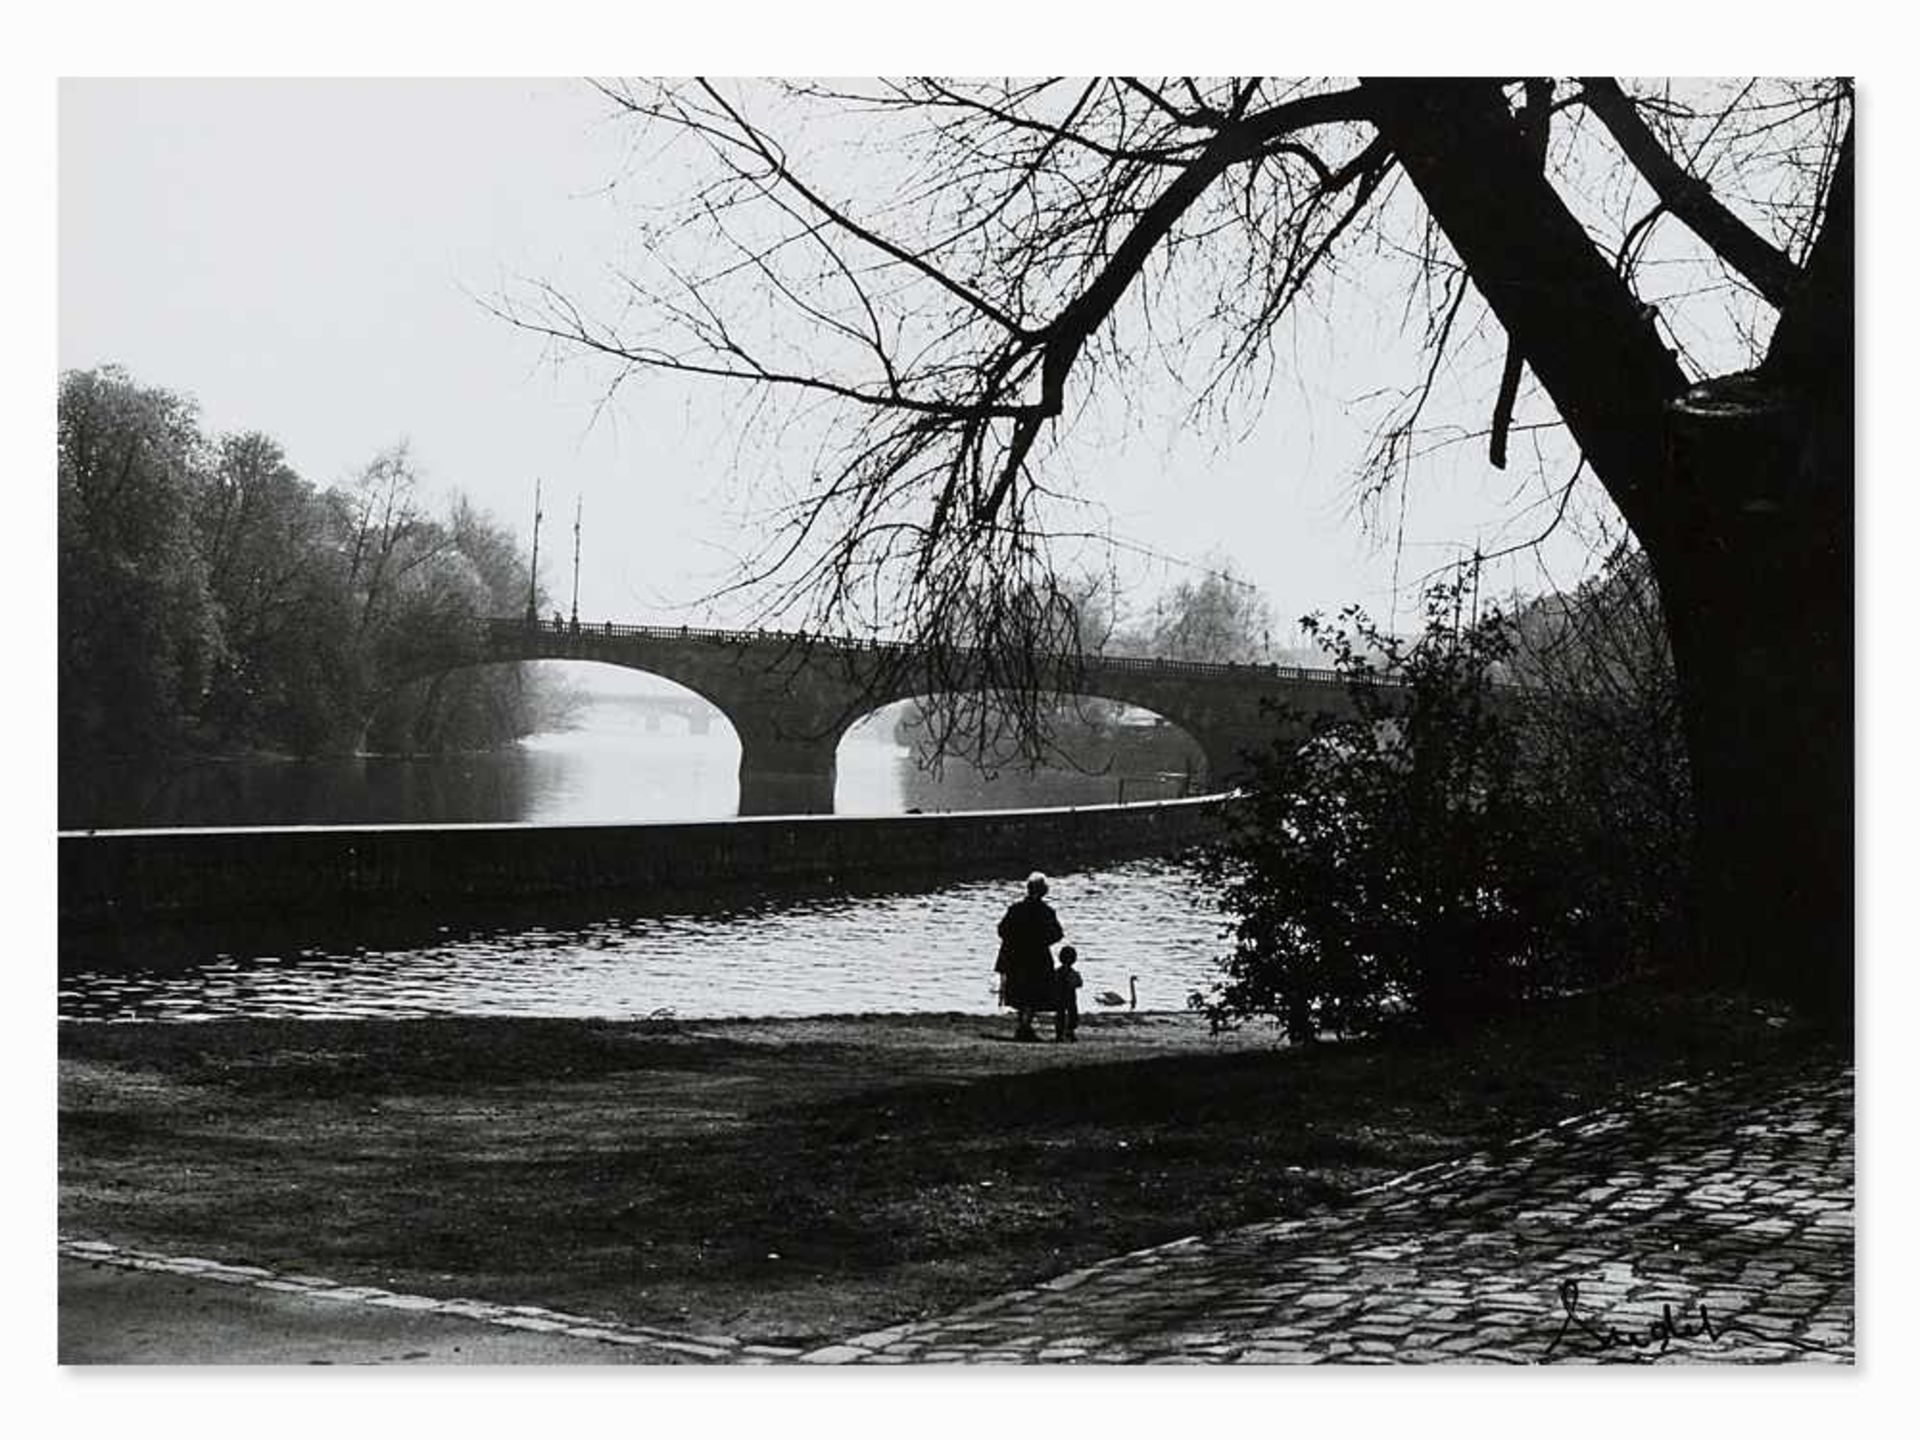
470 616 1380 815
598 690 721 734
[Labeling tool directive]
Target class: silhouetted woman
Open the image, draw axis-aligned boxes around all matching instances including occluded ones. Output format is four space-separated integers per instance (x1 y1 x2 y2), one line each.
995 871 1063 1042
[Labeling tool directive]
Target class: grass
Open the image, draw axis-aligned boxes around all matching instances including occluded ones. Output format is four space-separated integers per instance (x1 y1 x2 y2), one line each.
58 986 1837 1347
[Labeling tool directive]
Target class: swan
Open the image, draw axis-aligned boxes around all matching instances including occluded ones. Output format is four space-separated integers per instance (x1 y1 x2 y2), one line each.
1094 976 1138 1010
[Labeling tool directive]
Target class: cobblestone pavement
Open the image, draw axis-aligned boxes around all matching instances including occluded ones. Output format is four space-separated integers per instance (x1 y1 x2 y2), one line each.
800 1055 1854 1365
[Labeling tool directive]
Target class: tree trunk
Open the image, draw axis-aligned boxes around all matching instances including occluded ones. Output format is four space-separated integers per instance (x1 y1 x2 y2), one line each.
1659 378 1852 1020
1363 80 1853 1021
1649 120 1852 1023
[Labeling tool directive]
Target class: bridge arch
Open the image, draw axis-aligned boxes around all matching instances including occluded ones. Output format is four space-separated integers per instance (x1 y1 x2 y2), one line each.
467 622 871 815
400 656 746 817
839 694 1210 812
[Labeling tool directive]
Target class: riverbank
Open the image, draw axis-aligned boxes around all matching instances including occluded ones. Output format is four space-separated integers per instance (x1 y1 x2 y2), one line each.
59 986 1836 1351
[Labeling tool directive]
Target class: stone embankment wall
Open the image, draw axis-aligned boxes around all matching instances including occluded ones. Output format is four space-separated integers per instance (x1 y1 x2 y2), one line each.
59 796 1231 928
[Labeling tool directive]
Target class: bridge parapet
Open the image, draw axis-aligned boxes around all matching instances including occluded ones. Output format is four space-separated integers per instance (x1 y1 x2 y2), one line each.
485 617 1349 688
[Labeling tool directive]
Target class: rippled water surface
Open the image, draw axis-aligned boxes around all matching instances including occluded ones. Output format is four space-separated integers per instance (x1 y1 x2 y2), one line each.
61 859 1228 1022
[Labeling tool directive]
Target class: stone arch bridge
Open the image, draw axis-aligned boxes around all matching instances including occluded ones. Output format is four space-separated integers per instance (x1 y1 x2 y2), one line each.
468 617 1380 815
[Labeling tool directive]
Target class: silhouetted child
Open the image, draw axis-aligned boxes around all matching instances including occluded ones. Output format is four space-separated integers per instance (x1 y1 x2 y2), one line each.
1054 945 1083 1041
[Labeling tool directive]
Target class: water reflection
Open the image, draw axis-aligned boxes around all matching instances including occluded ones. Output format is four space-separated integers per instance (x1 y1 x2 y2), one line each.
58 749 550 830
60 858 1225 1023
59 665 1210 831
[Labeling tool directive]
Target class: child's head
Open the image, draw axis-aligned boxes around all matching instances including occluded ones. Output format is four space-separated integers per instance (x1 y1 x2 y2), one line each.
1058 945 1078 968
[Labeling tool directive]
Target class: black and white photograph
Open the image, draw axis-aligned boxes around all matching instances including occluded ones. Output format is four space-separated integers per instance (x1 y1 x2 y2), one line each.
35 19 1886 1419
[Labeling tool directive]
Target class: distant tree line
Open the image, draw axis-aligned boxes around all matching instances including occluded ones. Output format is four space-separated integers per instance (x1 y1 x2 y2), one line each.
59 367 557 804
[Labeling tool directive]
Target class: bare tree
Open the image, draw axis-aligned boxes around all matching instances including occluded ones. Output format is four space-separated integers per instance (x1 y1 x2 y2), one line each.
504 77 1852 1016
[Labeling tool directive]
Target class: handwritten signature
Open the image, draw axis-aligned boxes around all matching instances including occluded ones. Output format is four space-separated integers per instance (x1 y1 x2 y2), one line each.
1544 1279 1722 1359
1542 1278 1842 1361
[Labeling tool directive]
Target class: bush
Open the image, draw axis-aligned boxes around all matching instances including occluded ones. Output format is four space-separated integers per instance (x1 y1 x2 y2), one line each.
1193 570 1687 1042
1502 548 1692 986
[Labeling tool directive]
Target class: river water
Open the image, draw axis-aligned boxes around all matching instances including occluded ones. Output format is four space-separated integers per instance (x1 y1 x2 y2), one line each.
59 859 1225 1022
59 673 1230 1023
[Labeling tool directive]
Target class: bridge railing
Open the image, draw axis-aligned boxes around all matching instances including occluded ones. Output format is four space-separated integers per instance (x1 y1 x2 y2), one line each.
486 616 1362 687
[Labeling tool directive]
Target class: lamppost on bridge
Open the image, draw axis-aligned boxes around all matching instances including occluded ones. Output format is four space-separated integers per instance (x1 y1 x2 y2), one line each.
570 494 583 636
524 477 543 629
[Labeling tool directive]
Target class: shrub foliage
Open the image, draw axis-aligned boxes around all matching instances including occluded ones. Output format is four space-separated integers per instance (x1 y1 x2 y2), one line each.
1194 565 1688 1041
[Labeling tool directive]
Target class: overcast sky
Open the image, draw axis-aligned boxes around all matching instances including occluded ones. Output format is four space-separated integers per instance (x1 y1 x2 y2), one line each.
58 77 1686 642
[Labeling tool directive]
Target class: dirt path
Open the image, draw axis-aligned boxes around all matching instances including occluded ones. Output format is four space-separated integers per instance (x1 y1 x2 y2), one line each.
59 1258 645 1364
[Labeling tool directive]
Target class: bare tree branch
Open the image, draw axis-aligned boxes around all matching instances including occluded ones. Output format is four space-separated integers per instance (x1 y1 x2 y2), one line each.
1579 77 1803 308
1489 79 1554 470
